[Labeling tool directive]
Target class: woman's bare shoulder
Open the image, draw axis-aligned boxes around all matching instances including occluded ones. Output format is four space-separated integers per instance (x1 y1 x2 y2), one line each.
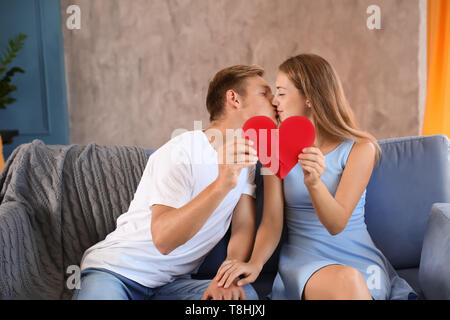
347 139 376 168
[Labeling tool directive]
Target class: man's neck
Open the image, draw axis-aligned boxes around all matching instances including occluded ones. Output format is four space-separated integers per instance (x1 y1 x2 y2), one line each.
203 119 243 147
204 119 242 135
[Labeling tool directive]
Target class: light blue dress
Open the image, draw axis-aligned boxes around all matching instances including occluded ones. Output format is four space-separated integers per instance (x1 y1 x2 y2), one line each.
270 138 418 300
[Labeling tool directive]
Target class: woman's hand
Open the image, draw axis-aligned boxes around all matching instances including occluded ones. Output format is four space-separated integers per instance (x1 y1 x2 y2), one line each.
298 146 326 188
215 260 263 289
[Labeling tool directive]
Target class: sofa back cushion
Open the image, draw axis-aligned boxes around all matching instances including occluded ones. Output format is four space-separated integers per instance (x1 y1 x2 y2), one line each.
365 135 450 269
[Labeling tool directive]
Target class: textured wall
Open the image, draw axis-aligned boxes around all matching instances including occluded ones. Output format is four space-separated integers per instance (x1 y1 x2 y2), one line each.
61 0 422 149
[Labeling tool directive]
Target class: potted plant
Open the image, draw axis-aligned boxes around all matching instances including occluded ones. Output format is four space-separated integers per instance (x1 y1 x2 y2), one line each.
0 33 27 172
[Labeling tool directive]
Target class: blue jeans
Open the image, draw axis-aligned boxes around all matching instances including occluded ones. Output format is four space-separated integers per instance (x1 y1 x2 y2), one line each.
72 268 259 300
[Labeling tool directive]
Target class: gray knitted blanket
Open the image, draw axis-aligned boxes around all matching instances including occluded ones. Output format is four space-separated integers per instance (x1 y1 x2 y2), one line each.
0 139 148 299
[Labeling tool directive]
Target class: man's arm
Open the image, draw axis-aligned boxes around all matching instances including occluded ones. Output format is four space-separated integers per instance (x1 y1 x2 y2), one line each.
151 180 231 255
246 174 283 268
151 138 257 255
215 174 284 288
226 194 256 262
201 193 256 301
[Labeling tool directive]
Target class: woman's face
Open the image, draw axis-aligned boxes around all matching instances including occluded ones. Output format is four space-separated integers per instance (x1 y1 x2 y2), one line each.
272 71 310 123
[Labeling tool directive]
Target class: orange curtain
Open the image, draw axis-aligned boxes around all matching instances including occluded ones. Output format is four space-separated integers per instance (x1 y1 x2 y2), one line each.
422 0 450 138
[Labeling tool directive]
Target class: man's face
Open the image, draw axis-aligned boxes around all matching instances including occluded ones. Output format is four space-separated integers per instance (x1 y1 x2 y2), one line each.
240 76 277 124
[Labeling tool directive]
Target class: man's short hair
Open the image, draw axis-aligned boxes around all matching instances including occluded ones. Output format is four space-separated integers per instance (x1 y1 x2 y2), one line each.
206 65 265 122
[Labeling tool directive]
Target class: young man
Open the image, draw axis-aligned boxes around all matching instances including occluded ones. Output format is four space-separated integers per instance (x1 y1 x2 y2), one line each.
72 65 277 300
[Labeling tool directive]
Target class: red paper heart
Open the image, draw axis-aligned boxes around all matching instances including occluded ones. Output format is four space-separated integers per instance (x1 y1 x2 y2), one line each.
242 116 279 176
242 116 315 179
278 116 316 179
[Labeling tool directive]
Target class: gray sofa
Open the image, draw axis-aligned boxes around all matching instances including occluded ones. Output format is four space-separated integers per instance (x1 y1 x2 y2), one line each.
0 134 449 299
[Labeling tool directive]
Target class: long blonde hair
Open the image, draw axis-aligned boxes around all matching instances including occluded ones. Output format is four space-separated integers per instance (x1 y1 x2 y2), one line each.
279 54 382 166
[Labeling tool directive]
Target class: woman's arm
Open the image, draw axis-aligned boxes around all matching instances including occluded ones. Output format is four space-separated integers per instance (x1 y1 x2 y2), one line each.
216 173 284 288
248 174 284 268
299 141 376 235
226 194 256 262
201 194 256 301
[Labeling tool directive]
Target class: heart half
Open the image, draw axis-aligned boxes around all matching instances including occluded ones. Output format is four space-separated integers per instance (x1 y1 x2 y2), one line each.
242 116 315 179
278 116 316 179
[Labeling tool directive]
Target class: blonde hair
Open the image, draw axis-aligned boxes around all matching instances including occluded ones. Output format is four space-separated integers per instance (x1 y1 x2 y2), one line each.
279 54 382 166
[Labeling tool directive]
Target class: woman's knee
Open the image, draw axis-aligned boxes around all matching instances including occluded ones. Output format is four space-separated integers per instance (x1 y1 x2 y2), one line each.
333 266 370 297
304 265 371 300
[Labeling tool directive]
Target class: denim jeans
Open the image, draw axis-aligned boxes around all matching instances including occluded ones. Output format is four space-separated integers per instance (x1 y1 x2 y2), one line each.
72 268 259 300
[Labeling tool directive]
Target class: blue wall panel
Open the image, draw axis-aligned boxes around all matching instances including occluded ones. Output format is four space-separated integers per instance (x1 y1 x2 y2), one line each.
0 0 69 160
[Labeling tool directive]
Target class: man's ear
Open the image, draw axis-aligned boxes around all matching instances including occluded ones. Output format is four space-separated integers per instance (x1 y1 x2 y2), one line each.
225 89 242 110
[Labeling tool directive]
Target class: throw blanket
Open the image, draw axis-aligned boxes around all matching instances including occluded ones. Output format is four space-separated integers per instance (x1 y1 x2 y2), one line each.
0 139 148 299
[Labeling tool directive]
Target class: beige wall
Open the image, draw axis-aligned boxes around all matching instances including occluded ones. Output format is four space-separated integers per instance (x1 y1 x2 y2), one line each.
61 0 424 150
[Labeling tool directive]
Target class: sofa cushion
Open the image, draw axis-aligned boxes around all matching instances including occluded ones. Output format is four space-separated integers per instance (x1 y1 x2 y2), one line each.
396 268 423 299
365 135 450 269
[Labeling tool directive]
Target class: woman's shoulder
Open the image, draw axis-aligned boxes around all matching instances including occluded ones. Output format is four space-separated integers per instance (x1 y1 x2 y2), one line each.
350 139 376 155
344 138 377 168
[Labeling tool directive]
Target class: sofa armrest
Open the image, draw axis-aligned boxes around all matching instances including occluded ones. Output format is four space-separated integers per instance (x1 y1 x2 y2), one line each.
419 203 450 300
0 201 35 299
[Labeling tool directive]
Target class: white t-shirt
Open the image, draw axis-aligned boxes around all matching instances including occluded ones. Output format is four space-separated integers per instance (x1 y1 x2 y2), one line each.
80 130 256 288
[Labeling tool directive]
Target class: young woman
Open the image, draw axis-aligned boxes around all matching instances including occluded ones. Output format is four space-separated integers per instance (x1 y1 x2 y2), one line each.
214 54 418 300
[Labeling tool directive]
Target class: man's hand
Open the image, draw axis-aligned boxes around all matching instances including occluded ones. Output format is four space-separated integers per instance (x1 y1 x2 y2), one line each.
201 278 247 300
216 137 258 191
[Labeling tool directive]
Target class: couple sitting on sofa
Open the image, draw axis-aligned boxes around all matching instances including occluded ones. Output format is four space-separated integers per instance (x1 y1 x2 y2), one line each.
73 54 418 300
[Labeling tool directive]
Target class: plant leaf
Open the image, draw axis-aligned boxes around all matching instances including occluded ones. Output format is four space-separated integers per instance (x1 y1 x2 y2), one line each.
0 33 27 78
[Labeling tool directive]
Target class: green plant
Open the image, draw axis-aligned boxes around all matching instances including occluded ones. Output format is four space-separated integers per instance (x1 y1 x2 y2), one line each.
0 33 27 110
